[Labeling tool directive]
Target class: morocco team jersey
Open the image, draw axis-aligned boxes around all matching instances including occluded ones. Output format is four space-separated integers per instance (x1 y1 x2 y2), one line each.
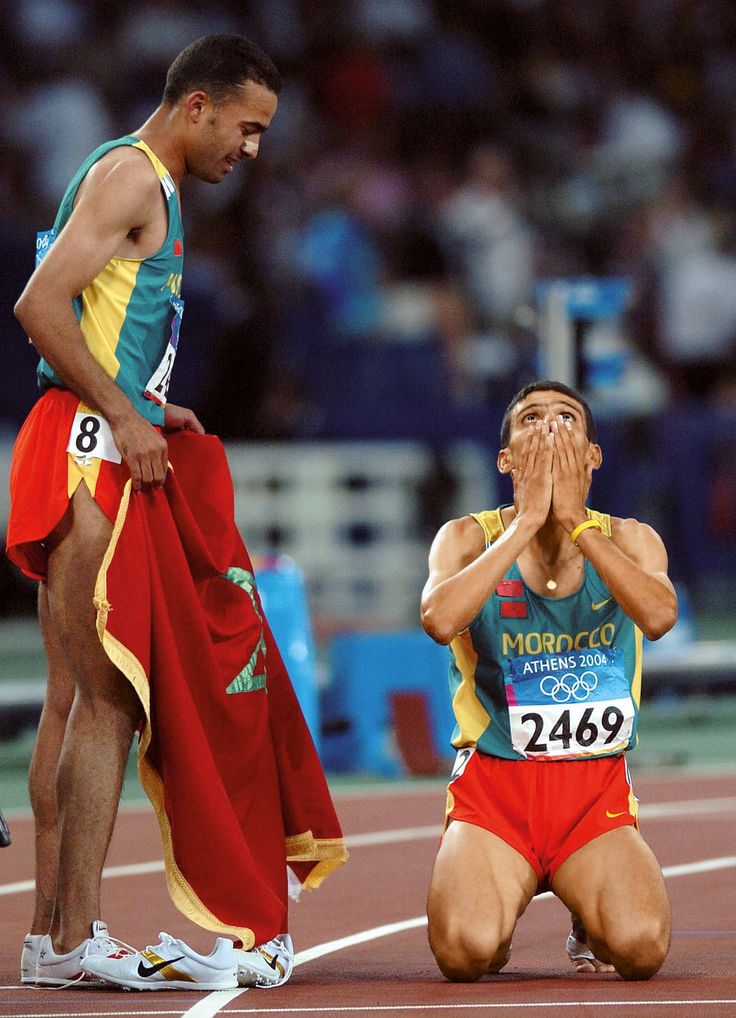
448 507 642 761
35 136 185 426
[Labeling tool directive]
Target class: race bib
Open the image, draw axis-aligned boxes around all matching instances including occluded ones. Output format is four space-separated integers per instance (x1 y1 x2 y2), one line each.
144 295 184 407
505 648 634 759
66 411 122 465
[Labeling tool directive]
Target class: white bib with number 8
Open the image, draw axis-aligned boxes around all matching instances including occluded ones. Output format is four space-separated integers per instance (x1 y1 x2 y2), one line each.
66 412 122 465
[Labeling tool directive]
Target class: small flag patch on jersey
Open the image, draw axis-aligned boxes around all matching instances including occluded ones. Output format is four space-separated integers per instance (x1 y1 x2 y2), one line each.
501 600 527 619
174 239 183 256
496 579 523 597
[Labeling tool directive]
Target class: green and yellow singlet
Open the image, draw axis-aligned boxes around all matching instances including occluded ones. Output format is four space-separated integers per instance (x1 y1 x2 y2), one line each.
449 507 643 761
36 136 185 426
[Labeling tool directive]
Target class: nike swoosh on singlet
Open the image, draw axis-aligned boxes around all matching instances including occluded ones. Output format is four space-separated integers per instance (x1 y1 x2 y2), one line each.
137 956 185 977
605 810 626 819
591 597 613 611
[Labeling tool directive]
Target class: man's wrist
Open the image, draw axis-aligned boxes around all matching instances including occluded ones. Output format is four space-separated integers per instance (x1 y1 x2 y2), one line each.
105 396 139 429
513 509 547 536
570 518 606 546
561 513 588 535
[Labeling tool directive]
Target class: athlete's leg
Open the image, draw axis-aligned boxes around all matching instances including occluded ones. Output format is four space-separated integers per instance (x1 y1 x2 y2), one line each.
552 826 671 980
45 484 142 953
27 583 75 936
427 820 538 981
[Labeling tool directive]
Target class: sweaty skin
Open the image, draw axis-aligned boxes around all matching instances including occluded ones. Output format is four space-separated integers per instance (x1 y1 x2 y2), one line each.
13 73 277 955
422 388 675 983
421 396 676 644
15 79 276 491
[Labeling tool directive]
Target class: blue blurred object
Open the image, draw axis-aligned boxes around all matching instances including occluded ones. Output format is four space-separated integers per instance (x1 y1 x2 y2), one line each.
255 556 320 753
322 629 453 775
536 278 633 320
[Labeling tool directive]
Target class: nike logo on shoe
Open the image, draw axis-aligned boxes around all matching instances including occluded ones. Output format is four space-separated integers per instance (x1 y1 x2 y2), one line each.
261 952 285 976
137 956 184 977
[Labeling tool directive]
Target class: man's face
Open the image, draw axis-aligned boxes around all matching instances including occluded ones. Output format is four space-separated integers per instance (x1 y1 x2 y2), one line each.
188 80 278 183
501 389 597 471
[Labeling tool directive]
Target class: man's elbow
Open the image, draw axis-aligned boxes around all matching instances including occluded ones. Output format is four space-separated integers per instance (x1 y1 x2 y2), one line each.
14 289 38 334
421 605 454 646
14 292 29 328
642 600 678 642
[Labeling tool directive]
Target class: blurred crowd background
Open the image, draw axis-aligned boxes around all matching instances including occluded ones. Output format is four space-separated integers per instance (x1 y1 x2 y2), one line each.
1 0 736 629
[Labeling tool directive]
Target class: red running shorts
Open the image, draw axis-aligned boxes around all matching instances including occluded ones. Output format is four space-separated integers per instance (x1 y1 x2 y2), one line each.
6 388 131 581
445 748 638 886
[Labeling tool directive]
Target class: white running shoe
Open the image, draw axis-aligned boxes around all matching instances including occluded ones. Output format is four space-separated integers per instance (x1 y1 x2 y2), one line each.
20 933 44 984
80 932 239 991
235 934 294 989
36 921 133 987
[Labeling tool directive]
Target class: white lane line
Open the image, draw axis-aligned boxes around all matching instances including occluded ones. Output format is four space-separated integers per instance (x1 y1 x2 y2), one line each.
4 776 735 823
182 853 736 1018
291 855 735 965
661 856 736 878
200 1003 736 1014
643 797 736 818
182 921 436 1018
0 860 165 897
184 989 253 1017
0 832 436 898
6 1005 736 1018
2 807 735 898
0 1012 193 1017
4 856 735 1014
316 795 736 852
4 785 736 826
0 877 34 896
294 916 431 966
346 826 437 848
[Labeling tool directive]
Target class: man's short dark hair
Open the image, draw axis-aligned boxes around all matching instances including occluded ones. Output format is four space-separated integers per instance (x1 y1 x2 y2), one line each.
500 379 597 447
163 34 282 105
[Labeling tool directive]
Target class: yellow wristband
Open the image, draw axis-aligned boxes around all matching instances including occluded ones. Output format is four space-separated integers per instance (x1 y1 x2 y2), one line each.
570 519 605 545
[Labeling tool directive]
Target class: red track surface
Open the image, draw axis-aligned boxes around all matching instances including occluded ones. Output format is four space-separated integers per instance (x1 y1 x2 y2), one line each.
1 772 735 1018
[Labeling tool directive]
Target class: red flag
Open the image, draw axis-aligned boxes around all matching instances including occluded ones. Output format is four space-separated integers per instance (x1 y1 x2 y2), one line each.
500 600 527 619
496 579 523 597
94 432 346 948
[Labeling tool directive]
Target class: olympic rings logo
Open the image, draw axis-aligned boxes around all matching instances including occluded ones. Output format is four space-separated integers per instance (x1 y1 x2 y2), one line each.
539 671 598 703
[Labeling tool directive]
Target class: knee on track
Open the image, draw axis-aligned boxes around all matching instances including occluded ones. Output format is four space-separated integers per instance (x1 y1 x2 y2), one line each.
429 925 510 981
602 916 670 980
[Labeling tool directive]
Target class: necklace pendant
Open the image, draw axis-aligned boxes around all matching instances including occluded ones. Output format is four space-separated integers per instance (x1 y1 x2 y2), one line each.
546 578 558 592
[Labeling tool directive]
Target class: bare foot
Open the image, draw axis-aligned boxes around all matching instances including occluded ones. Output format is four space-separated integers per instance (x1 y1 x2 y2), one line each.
565 918 615 974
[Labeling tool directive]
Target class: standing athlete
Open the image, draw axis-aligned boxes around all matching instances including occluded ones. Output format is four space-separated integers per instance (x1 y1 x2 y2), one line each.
421 380 676 982
8 34 294 989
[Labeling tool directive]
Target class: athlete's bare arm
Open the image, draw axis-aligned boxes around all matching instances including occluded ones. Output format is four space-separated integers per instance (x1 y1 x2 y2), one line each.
575 518 677 640
421 420 554 644
549 415 677 640
14 149 179 490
